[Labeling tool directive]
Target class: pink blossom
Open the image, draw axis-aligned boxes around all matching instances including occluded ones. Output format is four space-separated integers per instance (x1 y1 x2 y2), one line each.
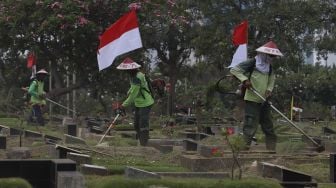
167 0 176 6
57 14 64 19
128 2 141 10
78 16 89 26
35 1 43 5
51 2 62 9
60 24 66 30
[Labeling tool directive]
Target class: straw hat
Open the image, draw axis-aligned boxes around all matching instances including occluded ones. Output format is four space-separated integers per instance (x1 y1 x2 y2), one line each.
256 41 283 56
116 57 141 70
36 69 49 75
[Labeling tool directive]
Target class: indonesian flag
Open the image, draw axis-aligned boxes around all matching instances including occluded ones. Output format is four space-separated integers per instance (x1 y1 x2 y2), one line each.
97 10 143 71
228 20 248 68
27 52 36 68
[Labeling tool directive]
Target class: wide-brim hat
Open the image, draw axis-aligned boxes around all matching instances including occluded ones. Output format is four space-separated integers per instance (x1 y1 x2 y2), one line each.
256 41 283 56
116 57 141 70
36 69 49 75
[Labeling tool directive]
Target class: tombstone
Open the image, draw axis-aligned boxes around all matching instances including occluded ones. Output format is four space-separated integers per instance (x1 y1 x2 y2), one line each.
323 127 336 135
86 120 102 128
6 147 31 159
330 153 336 183
50 159 78 188
204 126 215 135
45 135 63 142
80 164 108 176
9 127 23 136
62 117 75 127
67 124 77 137
64 134 87 145
258 162 316 188
0 125 10 135
25 130 43 138
57 171 85 188
125 166 160 179
324 142 336 153
183 139 198 151
89 126 104 134
0 159 75 188
55 145 82 159
0 136 6 149
67 152 92 165
179 132 209 141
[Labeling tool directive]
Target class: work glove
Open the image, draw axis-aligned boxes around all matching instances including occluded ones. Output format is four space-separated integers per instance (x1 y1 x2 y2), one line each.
265 90 272 99
116 106 126 116
242 80 252 89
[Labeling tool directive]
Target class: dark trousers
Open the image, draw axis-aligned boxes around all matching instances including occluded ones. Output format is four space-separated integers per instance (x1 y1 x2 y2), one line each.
243 101 277 150
29 104 45 126
134 105 152 146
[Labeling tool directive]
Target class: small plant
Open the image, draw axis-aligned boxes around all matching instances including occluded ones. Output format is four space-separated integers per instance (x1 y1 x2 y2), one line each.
211 147 224 157
221 128 246 180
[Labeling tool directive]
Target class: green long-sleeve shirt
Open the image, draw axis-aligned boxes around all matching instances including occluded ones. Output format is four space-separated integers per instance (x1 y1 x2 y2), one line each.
122 72 154 108
28 80 46 105
230 58 275 103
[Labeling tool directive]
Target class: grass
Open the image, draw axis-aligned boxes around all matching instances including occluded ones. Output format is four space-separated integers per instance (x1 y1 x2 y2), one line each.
287 162 330 182
93 153 188 174
86 175 282 188
0 117 332 186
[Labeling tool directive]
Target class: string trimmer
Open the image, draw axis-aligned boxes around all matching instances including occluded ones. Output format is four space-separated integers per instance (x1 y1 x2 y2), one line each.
250 88 325 153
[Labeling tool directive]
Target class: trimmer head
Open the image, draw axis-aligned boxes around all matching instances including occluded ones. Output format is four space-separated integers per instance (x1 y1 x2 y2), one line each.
315 145 325 153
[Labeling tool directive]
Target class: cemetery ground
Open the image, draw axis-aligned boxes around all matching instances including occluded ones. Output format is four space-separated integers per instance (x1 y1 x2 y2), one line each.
0 113 335 188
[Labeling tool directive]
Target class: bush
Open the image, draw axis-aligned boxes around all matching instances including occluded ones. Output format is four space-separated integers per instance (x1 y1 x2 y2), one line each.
0 178 32 188
86 176 282 188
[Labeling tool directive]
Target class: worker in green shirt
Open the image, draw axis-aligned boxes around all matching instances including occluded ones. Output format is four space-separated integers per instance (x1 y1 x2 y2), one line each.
28 69 48 126
117 58 154 146
230 41 283 151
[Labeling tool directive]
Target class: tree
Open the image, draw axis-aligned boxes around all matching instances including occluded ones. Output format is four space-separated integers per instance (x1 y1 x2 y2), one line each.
139 0 200 116
0 0 136 112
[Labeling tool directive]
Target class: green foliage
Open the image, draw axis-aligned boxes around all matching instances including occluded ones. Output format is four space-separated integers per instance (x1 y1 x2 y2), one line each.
1 0 336 116
86 176 282 188
0 178 32 188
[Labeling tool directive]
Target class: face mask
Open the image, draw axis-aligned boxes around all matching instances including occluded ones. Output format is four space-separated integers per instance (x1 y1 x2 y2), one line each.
255 54 271 73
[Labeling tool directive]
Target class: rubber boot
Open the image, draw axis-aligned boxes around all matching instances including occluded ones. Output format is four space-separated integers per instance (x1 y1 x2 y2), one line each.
139 130 149 146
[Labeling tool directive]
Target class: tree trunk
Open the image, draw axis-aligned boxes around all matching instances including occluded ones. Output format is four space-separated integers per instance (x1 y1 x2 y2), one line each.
168 65 177 116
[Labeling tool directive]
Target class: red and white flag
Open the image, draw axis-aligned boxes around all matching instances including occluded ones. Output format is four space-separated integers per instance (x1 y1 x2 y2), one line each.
27 52 37 78
27 52 36 68
97 10 143 71
228 20 248 68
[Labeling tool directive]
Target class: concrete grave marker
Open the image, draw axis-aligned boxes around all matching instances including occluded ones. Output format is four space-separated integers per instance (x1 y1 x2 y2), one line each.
0 136 6 149
67 124 77 136
67 152 92 165
6 147 31 159
125 166 161 179
64 134 87 145
57 171 85 188
80 164 108 176
9 127 23 136
257 162 316 187
62 117 75 127
25 130 43 138
55 144 82 159
0 159 76 188
183 139 198 151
